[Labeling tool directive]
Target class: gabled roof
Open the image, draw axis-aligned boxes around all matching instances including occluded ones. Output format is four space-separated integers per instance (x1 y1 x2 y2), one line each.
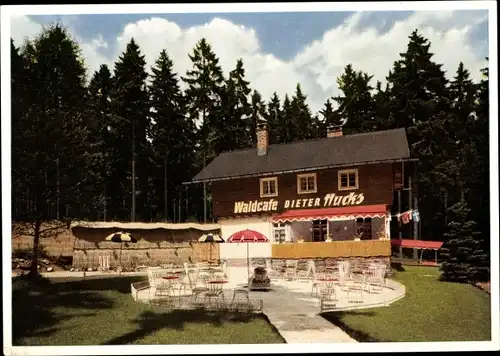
189 128 412 183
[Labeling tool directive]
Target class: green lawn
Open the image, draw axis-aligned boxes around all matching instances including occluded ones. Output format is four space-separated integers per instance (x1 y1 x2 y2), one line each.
322 266 491 342
12 275 285 345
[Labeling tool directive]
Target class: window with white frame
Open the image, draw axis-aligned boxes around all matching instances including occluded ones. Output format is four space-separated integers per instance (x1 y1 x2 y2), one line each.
260 177 278 197
338 169 359 191
272 222 287 243
297 173 317 194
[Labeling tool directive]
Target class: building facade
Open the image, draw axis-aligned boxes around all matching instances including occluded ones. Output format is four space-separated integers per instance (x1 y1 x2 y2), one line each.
188 121 417 267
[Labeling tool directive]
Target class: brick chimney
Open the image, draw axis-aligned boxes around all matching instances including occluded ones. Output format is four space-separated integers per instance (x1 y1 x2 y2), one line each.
256 118 269 156
327 124 343 138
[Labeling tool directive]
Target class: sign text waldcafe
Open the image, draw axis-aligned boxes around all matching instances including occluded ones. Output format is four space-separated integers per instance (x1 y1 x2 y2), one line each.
233 192 365 214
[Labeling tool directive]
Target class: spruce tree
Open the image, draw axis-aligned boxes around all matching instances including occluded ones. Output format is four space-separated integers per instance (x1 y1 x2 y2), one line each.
149 49 191 221
110 38 150 221
319 98 343 135
291 83 314 140
372 81 394 131
440 200 489 283
182 38 225 222
473 60 490 255
267 92 283 144
333 64 375 134
249 90 267 146
11 24 94 276
281 94 295 143
220 58 252 150
387 30 452 242
87 64 114 221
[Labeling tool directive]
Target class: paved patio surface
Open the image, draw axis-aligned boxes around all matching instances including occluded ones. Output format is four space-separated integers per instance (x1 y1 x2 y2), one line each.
135 267 405 344
31 266 405 344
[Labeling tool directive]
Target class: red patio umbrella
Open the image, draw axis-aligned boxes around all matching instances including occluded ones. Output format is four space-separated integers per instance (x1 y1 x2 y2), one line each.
227 229 269 281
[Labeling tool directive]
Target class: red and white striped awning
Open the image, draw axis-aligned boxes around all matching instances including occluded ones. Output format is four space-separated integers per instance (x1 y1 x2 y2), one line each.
272 204 388 223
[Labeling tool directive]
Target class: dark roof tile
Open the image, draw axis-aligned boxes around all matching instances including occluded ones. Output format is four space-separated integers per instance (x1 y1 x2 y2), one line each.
191 128 411 182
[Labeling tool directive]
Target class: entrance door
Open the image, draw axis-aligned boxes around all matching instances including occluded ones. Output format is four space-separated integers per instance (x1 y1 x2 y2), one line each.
312 219 327 242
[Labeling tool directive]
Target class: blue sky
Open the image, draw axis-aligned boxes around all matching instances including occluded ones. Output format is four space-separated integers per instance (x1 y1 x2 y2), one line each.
26 11 488 61
11 9 490 114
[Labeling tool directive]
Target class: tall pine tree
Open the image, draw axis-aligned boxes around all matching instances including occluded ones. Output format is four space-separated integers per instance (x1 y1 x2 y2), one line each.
11 24 94 276
291 83 315 140
87 64 114 221
387 30 452 241
319 98 343 135
267 92 283 144
110 38 150 222
249 90 267 145
149 49 192 221
182 38 225 222
333 64 375 134
220 58 252 150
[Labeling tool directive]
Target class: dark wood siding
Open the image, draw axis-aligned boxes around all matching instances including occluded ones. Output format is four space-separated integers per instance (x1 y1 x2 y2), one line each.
211 163 394 218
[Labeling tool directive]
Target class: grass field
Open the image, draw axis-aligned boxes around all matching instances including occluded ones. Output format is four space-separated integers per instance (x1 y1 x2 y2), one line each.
322 266 491 342
11 275 285 345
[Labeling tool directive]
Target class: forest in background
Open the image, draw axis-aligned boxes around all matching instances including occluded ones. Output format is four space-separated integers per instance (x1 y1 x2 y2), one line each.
10 23 490 280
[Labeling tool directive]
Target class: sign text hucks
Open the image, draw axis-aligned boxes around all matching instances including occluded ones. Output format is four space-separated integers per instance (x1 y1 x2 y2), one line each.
233 192 365 214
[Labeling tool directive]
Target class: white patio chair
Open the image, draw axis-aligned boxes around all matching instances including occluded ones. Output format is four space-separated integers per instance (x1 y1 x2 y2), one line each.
311 270 327 297
98 255 110 272
297 260 315 282
284 259 299 281
266 259 283 280
338 261 353 282
366 267 385 294
318 281 337 306
189 270 209 305
204 279 226 310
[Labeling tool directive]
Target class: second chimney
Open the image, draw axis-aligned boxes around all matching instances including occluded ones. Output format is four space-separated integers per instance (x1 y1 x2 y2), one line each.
256 120 269 156
327 124 343 138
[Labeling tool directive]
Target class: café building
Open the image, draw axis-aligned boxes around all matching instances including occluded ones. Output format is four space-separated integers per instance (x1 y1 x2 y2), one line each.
187 121 418 267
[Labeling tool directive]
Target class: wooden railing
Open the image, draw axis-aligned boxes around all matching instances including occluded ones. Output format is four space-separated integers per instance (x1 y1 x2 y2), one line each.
271 240 391 259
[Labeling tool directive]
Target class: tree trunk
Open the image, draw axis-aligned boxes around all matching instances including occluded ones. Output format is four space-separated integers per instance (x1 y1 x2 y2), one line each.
103 184 107 222
444 190 448 226
56 158 60 220
29 220 42 277
203 108 207 223
131 118 136 222
185 185 189 220
164 154 168 221
178 188 182 222
203 152 207 223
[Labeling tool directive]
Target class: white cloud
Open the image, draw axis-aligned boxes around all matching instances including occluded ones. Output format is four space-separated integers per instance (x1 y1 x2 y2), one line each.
10 15 113 83
10 11 488 115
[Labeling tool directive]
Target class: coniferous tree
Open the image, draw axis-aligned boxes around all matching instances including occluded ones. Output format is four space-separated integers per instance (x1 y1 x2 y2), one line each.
221 58 252 150
440 199 489 283
182 38 225 222
110 38 150 222
372 81 394 131
11 25 94 276
333 64 376 134
387 30 452 241
149 49 191 221
319 98 343 136
472 60 490 254
281 94 295 143
249 90 267 145
87 64 114 221
291 83 315 140
267 92 283 144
